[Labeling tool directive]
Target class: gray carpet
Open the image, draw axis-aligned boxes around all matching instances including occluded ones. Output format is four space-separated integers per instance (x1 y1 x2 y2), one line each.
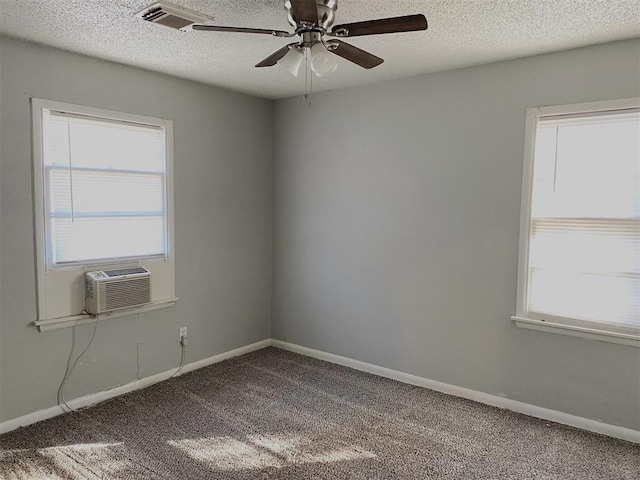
1 347 638 479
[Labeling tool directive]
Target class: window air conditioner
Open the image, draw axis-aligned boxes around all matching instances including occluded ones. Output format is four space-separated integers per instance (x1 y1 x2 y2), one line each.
85 267 151 314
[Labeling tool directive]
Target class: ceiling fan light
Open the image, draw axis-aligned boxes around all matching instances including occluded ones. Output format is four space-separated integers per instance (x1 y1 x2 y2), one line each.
277 46 305 77
310 42 338 77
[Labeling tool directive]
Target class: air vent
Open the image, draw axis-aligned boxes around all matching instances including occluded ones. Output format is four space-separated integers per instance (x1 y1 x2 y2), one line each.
135 2 211 31
85 268 151 314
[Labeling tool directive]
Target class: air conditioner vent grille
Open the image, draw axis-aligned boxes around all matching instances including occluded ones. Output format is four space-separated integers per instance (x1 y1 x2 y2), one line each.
99 277 151 312
104 267 148 277
85 268 151 314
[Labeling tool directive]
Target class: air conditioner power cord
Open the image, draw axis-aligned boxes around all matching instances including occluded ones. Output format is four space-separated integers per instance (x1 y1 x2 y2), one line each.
57 315 99 412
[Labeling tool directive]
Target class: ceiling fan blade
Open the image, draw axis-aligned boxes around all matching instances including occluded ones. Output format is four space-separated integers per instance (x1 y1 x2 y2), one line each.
328 41 383 69
289 0 318 26
192 25 293 37
255 43 299 67
330 14 427 37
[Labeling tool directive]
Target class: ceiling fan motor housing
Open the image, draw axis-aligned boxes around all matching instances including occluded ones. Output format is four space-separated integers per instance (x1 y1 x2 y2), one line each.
285 0 338 31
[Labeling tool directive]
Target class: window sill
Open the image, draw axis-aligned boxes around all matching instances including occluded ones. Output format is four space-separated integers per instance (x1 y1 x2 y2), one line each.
33 297 179 332
512 316 640 347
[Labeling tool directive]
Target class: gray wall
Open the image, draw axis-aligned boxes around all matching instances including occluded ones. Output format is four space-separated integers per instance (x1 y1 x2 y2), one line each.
0 37 272 422
1 34 639 432
272 39 640 430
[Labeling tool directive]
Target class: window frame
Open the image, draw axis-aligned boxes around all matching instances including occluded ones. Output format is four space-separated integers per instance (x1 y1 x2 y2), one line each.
512 97 640 347
32 98 176 327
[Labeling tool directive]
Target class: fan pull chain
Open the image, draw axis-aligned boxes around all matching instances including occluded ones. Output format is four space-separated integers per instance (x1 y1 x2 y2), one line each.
303 47 308 100
309 57 313 107
303 47 312 106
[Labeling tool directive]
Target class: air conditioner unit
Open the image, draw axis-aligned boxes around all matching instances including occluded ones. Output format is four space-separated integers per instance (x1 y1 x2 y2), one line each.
85 267 151 314
135 2 210 31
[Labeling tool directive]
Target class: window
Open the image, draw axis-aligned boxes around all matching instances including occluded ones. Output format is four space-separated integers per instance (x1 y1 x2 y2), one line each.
514 98 639 345
43 110 168 266
32 99 176 326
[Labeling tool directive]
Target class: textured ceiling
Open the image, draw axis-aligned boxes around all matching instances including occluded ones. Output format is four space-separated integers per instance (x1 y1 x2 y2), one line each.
1 1 639 99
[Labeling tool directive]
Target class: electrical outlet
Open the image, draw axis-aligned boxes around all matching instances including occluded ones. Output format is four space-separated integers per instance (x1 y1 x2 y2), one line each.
179 326 187 339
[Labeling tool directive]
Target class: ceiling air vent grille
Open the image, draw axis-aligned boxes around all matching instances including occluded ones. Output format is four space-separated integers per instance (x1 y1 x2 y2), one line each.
135 2 210 31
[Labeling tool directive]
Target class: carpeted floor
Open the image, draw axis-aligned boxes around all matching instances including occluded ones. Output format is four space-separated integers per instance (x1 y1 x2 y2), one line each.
1 347 638 479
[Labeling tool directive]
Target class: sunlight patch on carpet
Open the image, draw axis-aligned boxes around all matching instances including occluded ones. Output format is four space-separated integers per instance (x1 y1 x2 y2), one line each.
168 434 376 471
1 442 128 480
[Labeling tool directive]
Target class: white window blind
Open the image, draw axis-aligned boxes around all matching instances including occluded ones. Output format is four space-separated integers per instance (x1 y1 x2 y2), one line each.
527 108 639 329
42 110 167 267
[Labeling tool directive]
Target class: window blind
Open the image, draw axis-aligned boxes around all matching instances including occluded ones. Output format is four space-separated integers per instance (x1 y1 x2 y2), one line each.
43 110 167 266
527 109 639 329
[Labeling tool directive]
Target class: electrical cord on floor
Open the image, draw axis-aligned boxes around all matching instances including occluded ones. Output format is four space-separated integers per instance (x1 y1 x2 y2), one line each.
57 315 99 413
172 336 187 378
57 318 185 412
136 342 142 380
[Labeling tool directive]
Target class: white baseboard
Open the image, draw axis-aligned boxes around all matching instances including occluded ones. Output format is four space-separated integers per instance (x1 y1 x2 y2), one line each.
272 340 640 444
3 338 638 444
0 339 271 435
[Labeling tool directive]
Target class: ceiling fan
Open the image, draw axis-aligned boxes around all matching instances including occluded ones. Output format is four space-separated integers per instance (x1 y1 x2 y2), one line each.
191 0 428 77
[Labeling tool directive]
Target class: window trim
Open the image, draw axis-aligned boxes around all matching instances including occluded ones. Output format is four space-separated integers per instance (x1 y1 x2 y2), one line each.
32 98 176 324
512 97 640 346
